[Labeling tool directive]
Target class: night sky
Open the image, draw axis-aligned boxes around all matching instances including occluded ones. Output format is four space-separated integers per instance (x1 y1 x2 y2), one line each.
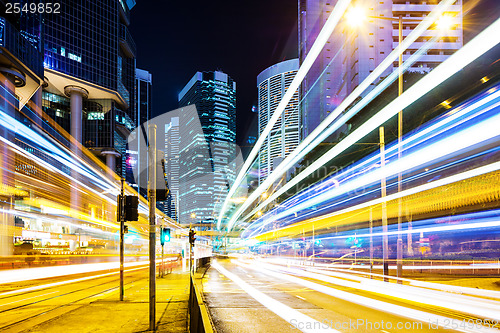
129 0 298 147
129 0 498 147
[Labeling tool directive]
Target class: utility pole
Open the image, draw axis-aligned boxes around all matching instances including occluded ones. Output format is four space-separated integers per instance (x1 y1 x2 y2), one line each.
312 224 315 263
189 228 196 274
119 177 125 301
397 14 404 283
369 207 373 277
148 124 157 331
161 240 164 278
380 127 389 281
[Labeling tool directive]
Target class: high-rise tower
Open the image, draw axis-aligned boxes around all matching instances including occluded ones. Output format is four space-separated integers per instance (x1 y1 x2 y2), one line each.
299 0 463 138
130 68 152 198
42 0 137 178
177 71 236 228
257 59 300 184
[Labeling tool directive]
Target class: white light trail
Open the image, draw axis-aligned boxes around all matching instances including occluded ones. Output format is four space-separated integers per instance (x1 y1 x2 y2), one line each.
236 16 500 231
211 261 339 333
300 262 500 299
254 160 500 239
223 0 457 230
0 261 150 285
237 260 498 333
216 0 352 230
301 265 500 300
257 109 500 226
246 85 500 234
253 261 500 321
0 265 147 298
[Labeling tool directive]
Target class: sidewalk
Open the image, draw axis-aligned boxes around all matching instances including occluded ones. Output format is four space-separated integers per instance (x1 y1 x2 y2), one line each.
25 269 190 333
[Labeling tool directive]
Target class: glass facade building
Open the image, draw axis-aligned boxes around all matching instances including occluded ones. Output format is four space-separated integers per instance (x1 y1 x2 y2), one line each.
177 71 237 228
130 68 152 197
257 59 300 185
164 117 180 222
42 0 137 179
299 0 463 138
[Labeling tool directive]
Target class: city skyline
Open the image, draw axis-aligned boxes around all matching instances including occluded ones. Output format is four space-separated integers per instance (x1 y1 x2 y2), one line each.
0 1 500 332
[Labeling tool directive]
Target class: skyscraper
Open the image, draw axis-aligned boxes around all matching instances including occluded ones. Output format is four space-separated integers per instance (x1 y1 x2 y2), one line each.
257 59 300 184
42 0 137 178
299 0 463 138
164 116 180 222
130 68 152 198
177 71 236 228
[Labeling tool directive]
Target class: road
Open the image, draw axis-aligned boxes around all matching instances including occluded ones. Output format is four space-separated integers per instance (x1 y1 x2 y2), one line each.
202 258 500 333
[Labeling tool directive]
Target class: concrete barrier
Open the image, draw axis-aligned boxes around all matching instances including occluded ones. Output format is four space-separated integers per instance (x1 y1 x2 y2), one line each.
189 270 214 333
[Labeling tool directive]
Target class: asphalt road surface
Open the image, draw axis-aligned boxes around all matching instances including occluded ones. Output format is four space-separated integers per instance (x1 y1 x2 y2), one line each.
202 258 500 333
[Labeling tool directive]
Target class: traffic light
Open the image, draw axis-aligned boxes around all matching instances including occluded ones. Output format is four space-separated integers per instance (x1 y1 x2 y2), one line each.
124 195 139 221
117 195 123 220
161 227 171 246
156 150 169 201
189 229 196 246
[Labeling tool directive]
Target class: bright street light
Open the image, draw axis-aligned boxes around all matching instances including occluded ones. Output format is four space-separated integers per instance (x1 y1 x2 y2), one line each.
230 197 247 203
344 6 366 27
436 14 454 30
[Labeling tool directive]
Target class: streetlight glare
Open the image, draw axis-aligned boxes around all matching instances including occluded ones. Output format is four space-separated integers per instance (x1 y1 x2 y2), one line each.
436 15 454 30
345 6 366 27
230 197 247 203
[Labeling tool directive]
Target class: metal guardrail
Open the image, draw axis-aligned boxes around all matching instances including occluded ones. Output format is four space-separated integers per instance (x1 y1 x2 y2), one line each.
189 257 214 333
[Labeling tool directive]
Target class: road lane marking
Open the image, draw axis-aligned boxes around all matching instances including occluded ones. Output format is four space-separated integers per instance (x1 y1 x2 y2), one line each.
0 291 59 307
212 261 339 333
296 295 306 300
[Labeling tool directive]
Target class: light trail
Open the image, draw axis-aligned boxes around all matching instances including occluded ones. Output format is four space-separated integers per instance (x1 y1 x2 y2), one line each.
0 109 117 193
223 0 458 230
293 264 500 300
244 82 500 238
246 78 500 231
211 260 340 333
236 260 498 333
238 16 500 232
216 0 352 230
0 260 151 284
0 265 149 298
0 115 119 211
252 261 500 321
250 106 500 229
253 160 500 241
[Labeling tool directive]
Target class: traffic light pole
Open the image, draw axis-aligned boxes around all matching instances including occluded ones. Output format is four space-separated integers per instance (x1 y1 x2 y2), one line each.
160 243 164 278
119 177 125 301
148 124 157 331
189 228 196 274
189 227 192 274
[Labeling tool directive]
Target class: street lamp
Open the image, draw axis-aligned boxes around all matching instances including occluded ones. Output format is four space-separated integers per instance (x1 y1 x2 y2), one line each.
345 6 453 280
